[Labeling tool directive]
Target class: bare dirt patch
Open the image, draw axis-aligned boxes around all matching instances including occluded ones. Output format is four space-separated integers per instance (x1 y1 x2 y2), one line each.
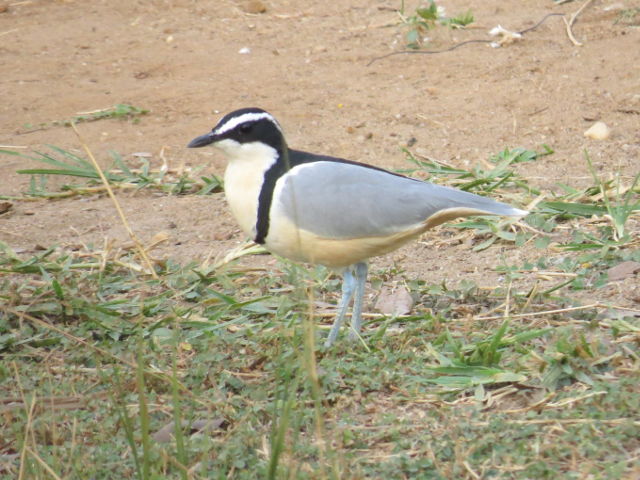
1 0 639 300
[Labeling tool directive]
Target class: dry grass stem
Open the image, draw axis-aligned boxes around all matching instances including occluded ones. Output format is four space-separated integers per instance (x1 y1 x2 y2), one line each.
71 122 158 279
564 0 596 46
24 447 62 480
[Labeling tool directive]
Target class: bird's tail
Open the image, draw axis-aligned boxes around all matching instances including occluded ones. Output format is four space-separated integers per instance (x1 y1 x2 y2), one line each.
421 183 528 229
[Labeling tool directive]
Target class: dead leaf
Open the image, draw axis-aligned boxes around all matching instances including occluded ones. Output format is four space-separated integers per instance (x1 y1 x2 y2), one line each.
148 231 170 249
0 201 12 214
607 261 640 282
152 418 227 443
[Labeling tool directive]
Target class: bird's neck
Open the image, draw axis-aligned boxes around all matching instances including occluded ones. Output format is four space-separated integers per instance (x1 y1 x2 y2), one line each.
222 142 284 240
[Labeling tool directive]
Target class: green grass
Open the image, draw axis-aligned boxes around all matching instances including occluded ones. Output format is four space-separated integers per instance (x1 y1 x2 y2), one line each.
399 1 475 49
1 144 639 478
22 104 149 132
614 7 640 26
0 146 222 200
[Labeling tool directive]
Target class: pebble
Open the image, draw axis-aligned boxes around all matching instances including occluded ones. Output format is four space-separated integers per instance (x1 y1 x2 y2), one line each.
584 121 610 140
242 0 267 14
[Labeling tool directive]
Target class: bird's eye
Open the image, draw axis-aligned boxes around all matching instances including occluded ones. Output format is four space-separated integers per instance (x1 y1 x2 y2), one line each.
239 123 252 134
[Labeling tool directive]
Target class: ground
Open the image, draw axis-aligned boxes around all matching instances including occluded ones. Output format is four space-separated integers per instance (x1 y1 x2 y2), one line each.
1 0 638 282
1 0 639 478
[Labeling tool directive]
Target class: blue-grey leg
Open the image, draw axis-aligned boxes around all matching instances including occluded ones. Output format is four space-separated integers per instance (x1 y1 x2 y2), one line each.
348 262 368 340
325 267 356 347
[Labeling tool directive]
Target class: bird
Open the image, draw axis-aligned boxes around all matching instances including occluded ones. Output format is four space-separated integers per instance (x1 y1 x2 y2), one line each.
188 108 528 347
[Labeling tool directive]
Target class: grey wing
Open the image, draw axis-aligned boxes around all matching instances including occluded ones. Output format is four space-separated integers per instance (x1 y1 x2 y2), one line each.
274 161 526 239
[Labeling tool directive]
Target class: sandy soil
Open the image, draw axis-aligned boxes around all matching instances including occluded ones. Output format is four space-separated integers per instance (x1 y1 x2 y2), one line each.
1 0 639 305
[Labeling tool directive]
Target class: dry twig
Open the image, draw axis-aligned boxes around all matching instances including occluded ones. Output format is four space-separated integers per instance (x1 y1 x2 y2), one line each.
564 0 596 46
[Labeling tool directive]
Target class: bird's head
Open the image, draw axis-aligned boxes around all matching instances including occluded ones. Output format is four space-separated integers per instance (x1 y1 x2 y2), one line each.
187 108 286 160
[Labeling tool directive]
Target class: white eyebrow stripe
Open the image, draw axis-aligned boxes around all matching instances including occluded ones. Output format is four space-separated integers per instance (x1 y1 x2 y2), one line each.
214 112 282 135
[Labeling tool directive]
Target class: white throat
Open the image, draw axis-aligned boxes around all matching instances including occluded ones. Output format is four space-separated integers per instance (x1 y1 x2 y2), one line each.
218 140 278 239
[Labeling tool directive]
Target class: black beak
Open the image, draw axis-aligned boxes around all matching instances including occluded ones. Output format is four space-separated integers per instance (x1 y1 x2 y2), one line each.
187 132 218 148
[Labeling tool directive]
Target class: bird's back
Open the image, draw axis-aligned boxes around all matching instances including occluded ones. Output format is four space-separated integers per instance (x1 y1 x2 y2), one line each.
271 151 526 240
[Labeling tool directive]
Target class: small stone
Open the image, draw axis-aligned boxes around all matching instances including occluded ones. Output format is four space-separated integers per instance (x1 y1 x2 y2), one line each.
242 0 267 14
375 285 414 316
584 121 610 140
